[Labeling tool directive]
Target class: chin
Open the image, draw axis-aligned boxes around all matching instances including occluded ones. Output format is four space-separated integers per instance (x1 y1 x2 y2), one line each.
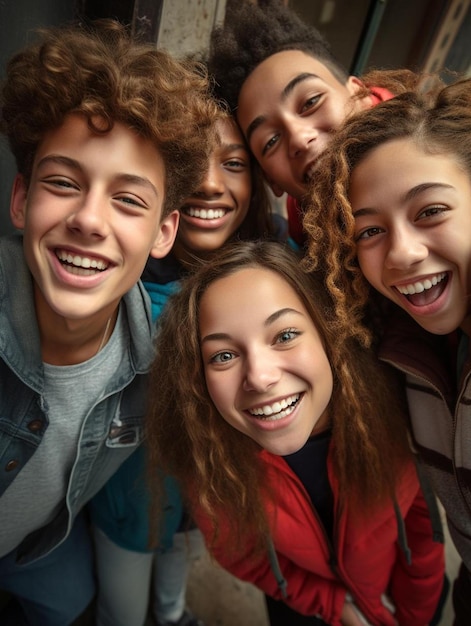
265 439 307 457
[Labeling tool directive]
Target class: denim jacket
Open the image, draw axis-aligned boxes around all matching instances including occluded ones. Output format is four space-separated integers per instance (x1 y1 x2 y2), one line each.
88 256 183 553
0 235 154 564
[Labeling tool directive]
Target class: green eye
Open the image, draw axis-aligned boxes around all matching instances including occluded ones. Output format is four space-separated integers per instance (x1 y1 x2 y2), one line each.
211 351 234 363
276 329 300 344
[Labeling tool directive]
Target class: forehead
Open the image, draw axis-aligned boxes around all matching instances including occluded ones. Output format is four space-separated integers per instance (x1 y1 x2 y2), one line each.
349 138 469 204
215 117 245 145
33 113 166 185
200 267 306 319
237 50 344 124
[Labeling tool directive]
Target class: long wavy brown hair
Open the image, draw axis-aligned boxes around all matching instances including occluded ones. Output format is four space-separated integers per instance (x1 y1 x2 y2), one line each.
302 78 471 342
146 241 410 551
0 19 221 216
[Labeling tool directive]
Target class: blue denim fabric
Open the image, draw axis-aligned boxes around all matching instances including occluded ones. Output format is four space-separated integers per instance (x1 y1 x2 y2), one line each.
0 512 94 625
0 235 155 564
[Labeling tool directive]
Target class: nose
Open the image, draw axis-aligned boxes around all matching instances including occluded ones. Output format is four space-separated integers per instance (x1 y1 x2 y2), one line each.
66 192 109 238
194 158 225 198
287 118 318 159
242 350 281 393
384 227 428 270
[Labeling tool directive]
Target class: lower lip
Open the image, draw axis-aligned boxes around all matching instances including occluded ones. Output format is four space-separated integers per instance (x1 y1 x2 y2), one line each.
245 395 303 432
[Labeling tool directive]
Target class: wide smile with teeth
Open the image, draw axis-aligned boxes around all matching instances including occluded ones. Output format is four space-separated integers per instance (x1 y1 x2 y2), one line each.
56 249 109 276
183 207 228 220
396 272 447 296
248 393 300 421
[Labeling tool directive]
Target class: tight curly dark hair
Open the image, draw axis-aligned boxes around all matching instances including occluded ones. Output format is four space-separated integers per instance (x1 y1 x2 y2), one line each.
208 0 348 112
1 19 221 216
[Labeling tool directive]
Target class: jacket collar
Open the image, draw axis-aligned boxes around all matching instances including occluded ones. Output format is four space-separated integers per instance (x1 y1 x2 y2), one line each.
378 306 457 399
0 235 154 391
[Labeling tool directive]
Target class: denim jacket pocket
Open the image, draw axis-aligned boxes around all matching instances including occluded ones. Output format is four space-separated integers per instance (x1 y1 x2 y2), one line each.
105 373 147 448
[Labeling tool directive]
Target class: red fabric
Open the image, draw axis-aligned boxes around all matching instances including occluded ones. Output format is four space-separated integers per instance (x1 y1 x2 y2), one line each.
286 194 305 248
369 86 395 106
192 450 444 626
287 86 395 247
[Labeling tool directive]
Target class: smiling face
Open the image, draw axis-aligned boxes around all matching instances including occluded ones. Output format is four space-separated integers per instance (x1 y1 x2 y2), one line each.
10 113 178 329
174 118 252 263
199 267 333 455
237 50 370 200
350 137 471 335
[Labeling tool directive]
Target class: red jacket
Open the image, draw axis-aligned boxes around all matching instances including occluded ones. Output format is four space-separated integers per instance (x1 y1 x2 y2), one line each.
193 448 444 626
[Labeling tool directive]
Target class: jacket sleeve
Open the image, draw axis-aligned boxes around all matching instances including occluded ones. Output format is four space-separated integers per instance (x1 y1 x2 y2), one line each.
389 480 445 626
192 506 348 626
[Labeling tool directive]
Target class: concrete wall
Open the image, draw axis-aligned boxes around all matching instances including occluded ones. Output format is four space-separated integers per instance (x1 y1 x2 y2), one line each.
157 0 226 57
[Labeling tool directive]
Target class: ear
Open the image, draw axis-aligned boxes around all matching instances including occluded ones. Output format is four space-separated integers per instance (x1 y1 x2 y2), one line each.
10 174 28 230
346 75 366 96
149 210 179 259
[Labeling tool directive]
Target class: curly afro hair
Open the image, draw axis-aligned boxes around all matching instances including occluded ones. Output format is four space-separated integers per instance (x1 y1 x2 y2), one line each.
207 0 348 112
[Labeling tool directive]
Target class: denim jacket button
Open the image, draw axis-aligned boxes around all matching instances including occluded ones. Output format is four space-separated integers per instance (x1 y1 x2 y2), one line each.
27 419 43 432
5 459 19 471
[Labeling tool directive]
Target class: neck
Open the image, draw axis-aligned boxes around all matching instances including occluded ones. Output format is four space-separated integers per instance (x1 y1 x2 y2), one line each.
173 241 212 269
34 290 118 365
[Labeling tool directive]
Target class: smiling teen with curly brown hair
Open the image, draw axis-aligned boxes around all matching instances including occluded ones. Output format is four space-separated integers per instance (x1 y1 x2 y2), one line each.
0 19 220 625
146 240 445 626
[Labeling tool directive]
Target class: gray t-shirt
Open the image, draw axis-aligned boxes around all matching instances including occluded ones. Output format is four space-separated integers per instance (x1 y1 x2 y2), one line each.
0 308 126 557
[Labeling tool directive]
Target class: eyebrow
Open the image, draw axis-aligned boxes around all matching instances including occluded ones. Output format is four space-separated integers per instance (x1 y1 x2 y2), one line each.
245 73 321 144
403 182 454 202
36 155 160 198
221 142 249 155
352 182 455 217
37 155 80 171
117 173 159 199
201 307 303 344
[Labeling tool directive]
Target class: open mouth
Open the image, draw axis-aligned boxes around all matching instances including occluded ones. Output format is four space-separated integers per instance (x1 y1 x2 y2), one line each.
56 249 109 276
248 393 301 421
182 207 228 220
395 272 448 307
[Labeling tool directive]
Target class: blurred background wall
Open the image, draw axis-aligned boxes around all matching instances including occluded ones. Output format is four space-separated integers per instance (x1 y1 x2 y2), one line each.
1 0 469 235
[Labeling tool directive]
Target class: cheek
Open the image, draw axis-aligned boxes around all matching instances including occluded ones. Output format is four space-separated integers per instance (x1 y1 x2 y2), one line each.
23 205 51 235
204 371 229 412
318 101 347 130
239 177 252 209
356 249 378 284
235 188 251 223
315 353 334 393
124 225 158 259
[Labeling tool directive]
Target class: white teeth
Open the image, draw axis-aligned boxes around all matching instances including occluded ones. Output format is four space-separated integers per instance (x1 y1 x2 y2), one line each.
185 207 227 220
56 249 108 271
396 272 446 295
249 394 300 421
